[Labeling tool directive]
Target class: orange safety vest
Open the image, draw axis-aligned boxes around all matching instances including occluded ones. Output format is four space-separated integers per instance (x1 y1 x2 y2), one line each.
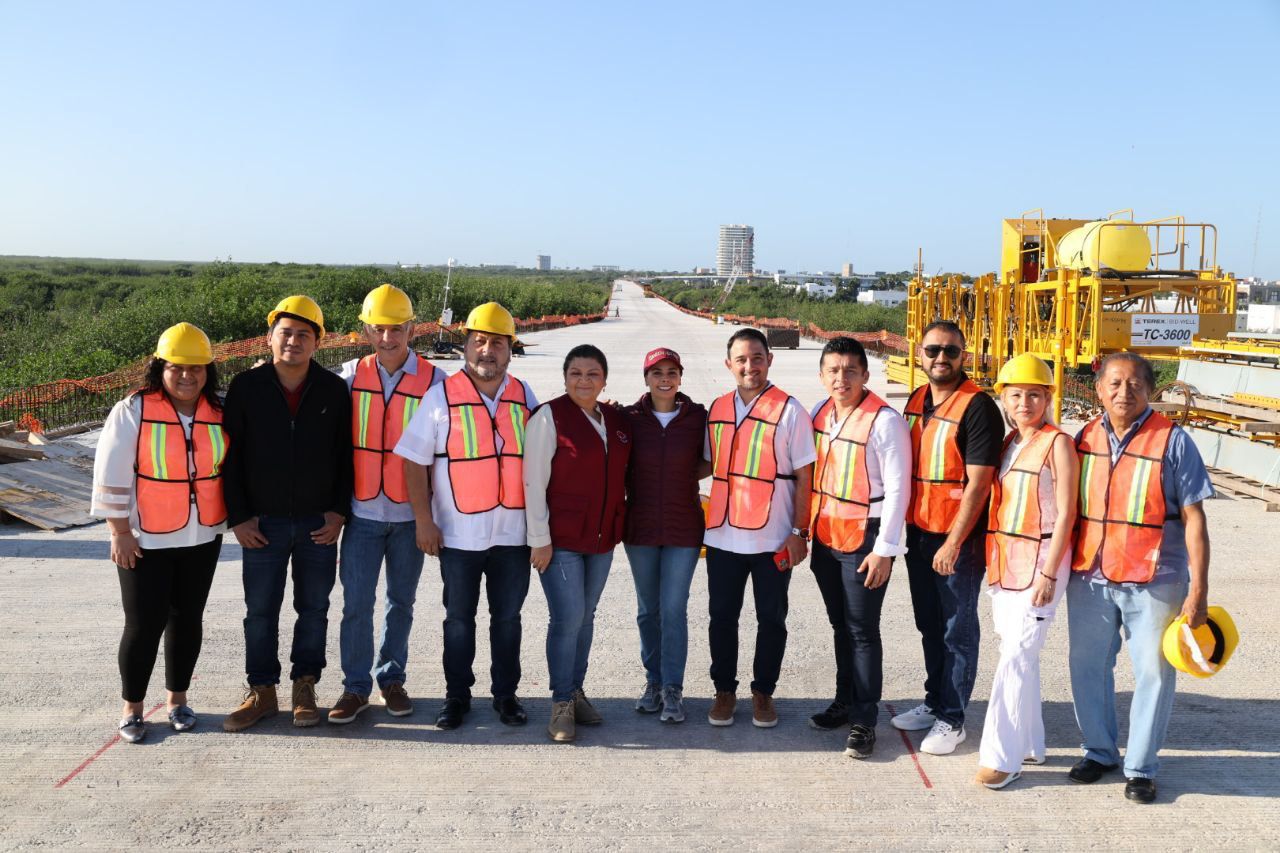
905 379 982 534
352 354 439 503
441 371 529 514
985 423 1065 590
1072 412 1175 583
707 384 792 531
809 391 892 552
135 391 228 535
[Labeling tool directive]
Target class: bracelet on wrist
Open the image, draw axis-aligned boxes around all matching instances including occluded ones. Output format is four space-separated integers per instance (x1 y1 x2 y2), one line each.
1039 572 1057 581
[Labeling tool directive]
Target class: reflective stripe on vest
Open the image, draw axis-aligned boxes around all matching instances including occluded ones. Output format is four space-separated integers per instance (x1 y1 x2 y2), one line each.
985 423 1063 590
442 371 529 514
135 391 228 535
905 379 981 534
809 392 890 552
707 384 791 531
1072 412 1174 583
352 354 438 503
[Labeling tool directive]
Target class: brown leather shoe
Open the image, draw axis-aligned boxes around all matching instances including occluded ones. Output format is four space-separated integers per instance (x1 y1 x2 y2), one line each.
292 676 320 727
708 691 736 726
571 689 602 726
751 690 778 728
381 682 413 717
548 700 576 743
222 684 278 732
327 691 369 725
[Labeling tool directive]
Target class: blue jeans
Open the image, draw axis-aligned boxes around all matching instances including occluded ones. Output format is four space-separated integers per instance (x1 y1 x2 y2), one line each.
706 547 792 696
624 544 698 690
904 525 983 727
1067 573 1188 779
242 515 338 685
438 545 531 701
539 548 613 702
337 515 425 696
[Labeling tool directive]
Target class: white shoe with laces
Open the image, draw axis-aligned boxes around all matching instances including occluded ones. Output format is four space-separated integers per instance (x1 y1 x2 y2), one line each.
919 720 966 755
889 703 936 732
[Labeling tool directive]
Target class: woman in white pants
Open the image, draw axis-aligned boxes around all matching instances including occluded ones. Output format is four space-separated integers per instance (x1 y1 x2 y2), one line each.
975 355 1078 789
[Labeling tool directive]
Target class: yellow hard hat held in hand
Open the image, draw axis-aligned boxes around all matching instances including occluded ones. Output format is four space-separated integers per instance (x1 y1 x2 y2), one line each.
267 295 326 338
360 284 414 326
994 353 1054 392
1163 606 1239 678
155 322 214 365
463 302 516 338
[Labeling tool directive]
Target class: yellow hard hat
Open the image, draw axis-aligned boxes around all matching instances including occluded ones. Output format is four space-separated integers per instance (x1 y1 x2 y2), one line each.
463 301 516 338
994 353 1054 392
359 283 414 326
155 322 214 366
267 295 326 338
1162 606 1238 679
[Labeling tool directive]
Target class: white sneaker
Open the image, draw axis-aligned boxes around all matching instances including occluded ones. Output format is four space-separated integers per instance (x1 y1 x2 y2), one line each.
890 703 936 732
919 720 966 755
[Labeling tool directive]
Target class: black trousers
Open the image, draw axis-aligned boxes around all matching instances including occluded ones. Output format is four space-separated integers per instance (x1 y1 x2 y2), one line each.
117 537 221 703
706 546 792 696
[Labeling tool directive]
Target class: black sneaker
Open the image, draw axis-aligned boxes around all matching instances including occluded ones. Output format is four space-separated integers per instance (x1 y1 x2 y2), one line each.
844 724 876 759
808 700 849 731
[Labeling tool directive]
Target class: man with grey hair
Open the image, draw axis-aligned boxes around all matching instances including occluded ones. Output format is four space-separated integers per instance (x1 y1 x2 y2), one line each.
1067 351 1213 804
329 284 443 725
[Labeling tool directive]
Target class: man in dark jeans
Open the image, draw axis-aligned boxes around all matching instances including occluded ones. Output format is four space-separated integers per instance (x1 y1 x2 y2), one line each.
220 295 353 731
395 302 537 731
892 320 1003 755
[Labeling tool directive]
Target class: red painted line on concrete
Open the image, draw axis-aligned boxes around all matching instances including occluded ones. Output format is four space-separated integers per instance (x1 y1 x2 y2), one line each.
883 703 933 789
54 701 165 789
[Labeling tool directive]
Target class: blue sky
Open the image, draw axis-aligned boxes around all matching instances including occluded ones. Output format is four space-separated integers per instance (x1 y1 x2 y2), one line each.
2 1 1278 277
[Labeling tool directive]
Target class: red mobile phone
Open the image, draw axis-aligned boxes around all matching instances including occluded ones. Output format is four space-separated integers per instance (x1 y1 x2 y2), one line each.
773 545 791 571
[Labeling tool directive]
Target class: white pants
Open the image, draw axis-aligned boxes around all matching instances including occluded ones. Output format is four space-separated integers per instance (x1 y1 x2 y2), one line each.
977 558 1067 773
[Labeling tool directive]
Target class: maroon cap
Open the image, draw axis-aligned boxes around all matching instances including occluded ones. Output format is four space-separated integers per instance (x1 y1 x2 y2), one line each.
643 347 683 374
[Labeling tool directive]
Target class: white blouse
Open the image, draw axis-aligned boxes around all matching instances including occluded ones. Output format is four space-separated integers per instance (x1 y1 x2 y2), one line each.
91 395 226 550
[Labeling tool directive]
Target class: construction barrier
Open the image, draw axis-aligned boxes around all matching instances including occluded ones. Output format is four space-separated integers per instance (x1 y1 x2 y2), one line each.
0 312 605 434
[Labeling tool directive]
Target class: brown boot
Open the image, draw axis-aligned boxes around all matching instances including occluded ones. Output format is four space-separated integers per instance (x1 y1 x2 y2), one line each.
222 684 279 732
751 689 778 728
708 691 736 727
548 700 576 743
292 676 320 727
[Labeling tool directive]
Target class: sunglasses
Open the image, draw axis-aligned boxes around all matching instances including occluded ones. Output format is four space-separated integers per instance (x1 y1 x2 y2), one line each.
923 344 963 359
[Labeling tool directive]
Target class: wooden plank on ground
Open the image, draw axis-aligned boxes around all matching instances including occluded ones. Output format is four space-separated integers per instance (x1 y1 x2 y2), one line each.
0 460 94 530
0 439 45 461
1206 467 1280 512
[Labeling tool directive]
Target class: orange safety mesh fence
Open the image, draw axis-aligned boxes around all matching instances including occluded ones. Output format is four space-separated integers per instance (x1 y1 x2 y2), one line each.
1 312 604 433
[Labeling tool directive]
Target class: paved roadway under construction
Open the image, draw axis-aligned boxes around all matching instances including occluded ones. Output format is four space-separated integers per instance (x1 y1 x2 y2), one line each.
1 282 1276 850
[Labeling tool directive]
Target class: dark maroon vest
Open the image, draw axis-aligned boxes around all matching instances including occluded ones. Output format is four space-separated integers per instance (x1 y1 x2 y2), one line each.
622 392 707 548
546 394 632 554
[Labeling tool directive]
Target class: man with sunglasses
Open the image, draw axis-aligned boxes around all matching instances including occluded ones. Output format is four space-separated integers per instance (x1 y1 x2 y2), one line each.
892 321 1004 755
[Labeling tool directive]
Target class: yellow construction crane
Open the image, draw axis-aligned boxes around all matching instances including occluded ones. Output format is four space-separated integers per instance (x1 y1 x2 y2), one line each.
890 210 1238 421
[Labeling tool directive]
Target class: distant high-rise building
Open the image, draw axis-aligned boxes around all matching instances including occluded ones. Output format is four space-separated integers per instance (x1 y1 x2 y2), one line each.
842 262 855 277
536 254 551 271
717 225 754 276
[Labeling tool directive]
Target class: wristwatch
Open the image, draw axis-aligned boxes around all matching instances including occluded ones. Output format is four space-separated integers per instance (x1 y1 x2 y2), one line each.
791 527 810 540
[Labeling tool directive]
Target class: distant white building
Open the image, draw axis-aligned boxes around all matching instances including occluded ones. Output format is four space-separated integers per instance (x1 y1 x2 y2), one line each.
786 281 836 299
857 290 907 307
717 225 754 276
535 254 551 271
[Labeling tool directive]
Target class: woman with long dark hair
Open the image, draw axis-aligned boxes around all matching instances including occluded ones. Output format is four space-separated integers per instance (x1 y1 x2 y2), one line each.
91 323 229 742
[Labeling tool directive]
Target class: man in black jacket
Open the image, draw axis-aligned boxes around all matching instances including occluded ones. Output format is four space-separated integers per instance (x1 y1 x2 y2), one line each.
221 296 353 732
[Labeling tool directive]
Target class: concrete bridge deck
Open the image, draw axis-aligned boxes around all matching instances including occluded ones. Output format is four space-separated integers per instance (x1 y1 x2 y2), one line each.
1 282 1276 850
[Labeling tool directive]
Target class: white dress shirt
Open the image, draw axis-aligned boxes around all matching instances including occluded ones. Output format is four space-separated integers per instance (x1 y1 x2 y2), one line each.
701 386 818 555
393 373 538 551
810 397 912 558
